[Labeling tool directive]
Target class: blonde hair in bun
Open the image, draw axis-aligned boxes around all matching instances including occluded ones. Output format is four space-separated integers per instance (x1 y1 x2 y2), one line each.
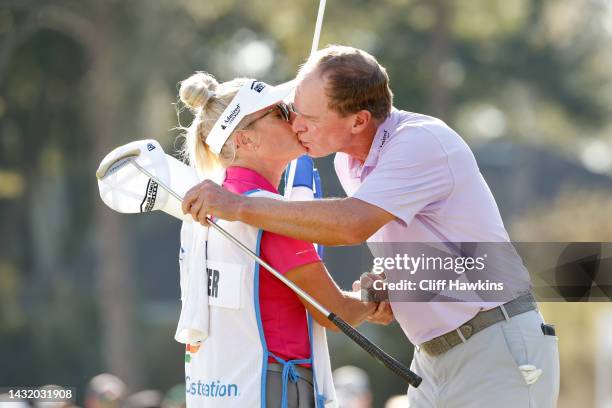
179 72 218 110
177 72 251 177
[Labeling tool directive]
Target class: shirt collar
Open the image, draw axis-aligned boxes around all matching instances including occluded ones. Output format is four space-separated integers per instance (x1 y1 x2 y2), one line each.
348 109 398 177
224 166 279 194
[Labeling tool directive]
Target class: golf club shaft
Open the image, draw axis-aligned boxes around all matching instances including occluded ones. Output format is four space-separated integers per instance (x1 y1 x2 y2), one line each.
284 0 328 199
310 0 326 56
129 159 330 316
128 159 422 387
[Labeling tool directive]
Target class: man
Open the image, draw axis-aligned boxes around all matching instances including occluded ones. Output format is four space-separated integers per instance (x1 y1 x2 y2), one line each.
182 45 560 407
85 373 127 408
332 366 372 408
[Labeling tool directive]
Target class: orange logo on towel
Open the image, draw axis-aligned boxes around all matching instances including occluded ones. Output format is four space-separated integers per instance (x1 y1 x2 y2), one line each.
187 343 201 353
185 343 201 363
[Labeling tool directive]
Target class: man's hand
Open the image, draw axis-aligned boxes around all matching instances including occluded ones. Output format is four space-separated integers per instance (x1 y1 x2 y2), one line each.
367 301 394 325
353 273 394 325
353 272 388 303
182 180 244 224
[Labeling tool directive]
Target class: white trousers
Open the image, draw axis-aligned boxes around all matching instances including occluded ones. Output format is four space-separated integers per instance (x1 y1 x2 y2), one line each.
408 310 560 408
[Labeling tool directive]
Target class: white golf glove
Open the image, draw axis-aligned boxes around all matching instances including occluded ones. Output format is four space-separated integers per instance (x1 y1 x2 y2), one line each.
96 139 200 221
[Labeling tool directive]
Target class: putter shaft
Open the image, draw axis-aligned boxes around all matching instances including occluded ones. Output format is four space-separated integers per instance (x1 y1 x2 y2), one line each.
128 159 330 317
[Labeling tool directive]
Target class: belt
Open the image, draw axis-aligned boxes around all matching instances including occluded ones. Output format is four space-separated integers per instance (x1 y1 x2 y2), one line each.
420 293 537 357
267 362 314 383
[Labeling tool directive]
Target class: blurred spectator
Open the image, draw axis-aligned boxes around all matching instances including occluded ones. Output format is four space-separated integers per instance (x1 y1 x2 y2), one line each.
160 385 185 408
122 391 162 408
34 385 77 408
384 394 409 408
333 366 372 408
85 374 127 408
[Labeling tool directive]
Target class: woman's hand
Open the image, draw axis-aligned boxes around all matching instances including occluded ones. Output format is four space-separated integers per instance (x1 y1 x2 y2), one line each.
182 180 244 223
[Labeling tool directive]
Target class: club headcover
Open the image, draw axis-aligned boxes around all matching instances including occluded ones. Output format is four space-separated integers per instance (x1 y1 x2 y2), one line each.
96 139 200 221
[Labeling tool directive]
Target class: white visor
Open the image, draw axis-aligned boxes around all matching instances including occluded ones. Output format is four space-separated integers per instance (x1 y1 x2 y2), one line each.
206 79 295 154
96 139 200 221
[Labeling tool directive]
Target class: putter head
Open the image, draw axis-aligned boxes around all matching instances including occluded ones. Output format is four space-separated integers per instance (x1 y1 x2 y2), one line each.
95 148 141 180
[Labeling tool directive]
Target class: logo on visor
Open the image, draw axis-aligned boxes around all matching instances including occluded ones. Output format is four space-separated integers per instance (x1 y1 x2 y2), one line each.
146 143 156 151
222 104 241 129
250 81 265 93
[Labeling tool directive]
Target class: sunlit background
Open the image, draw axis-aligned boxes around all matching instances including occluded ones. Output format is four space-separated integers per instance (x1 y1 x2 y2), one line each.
1 0 612 407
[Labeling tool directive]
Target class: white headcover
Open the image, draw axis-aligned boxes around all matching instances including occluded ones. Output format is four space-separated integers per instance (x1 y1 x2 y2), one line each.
96 139 200 221
206 79 295 154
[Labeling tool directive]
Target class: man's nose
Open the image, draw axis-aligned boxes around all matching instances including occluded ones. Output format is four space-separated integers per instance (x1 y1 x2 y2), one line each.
291 112 306 134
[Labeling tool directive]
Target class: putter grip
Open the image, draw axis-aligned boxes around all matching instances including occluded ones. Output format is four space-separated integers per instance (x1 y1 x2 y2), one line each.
328 313 422 388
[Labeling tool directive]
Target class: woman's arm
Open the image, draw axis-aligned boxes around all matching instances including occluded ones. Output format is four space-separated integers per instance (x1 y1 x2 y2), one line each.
284 261 377 331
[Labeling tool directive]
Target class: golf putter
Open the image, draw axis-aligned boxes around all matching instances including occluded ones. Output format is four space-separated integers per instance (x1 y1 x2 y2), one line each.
97 151 422 387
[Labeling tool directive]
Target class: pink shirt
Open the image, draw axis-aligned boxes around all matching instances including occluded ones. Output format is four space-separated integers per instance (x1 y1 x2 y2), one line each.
223 166 321 363
335 109 529 345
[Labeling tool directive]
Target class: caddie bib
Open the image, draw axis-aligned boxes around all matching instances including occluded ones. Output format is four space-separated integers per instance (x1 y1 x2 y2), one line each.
183 190 336 407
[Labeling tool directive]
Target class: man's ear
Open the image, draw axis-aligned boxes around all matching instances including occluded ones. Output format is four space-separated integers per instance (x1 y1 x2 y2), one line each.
234 130 257 151
351 110 373 134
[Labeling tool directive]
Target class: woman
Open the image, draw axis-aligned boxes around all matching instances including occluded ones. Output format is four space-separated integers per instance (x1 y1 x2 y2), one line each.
177 72 377 408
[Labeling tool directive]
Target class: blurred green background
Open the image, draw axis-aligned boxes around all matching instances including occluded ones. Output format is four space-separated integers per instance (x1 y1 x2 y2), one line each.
1 0 612 407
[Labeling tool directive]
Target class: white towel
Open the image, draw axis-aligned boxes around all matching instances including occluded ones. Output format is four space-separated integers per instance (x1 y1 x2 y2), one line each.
174 156 318 346
174 220 210 344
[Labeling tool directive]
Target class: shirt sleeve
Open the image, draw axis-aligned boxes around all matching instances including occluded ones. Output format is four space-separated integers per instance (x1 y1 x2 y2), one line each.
260 231 322 275
353 126 454 226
